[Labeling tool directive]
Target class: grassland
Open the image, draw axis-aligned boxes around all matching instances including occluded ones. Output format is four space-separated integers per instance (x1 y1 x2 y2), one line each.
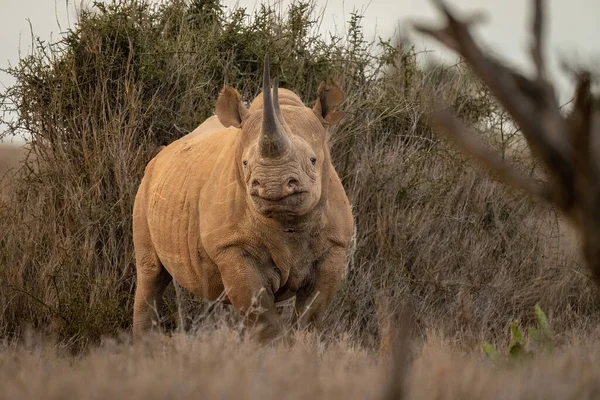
2 329 600 399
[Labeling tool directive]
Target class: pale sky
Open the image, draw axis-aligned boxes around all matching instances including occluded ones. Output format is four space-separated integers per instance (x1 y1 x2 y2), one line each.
0 0 599 142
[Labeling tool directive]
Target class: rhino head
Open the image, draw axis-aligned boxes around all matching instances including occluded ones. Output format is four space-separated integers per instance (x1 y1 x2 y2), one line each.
215 56 345 219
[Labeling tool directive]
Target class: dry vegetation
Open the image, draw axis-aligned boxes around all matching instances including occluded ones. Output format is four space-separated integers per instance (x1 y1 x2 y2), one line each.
0 144 25 195
0 0 598 397
2 329 600 399
0 144 23 176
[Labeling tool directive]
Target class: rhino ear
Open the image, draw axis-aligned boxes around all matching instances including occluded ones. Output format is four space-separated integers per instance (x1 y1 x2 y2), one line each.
313 82 345 125
216 85 250 128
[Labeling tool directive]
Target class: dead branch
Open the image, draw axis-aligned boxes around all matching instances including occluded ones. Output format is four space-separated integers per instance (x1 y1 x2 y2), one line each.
414 0 600 284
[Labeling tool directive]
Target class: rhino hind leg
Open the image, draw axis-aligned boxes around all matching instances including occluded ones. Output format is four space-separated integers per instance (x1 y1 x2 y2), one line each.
132 177 174 340
132 259 172 339
132 195 173 339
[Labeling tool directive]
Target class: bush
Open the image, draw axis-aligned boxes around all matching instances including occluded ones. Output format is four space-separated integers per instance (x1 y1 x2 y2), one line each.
0 0 596 350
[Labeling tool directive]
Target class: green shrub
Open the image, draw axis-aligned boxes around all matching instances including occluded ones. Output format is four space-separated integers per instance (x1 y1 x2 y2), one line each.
483 304 556 364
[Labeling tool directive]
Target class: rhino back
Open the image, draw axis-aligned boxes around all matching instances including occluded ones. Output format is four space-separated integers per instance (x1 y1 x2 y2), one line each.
179 115 227 142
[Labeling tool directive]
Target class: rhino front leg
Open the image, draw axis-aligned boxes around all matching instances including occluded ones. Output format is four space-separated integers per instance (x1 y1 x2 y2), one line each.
293 246 347 331
217 249 286 344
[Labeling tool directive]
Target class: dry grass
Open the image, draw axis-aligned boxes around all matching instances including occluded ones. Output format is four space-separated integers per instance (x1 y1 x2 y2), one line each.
1 328 599 400
406 331 600 399
0 329 383 400
0 143 25 195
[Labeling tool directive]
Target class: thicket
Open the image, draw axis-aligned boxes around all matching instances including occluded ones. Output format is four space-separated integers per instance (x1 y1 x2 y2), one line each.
0 0 596 350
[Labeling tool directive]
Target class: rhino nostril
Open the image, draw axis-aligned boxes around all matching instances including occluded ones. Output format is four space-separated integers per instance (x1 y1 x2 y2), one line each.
287 179 299 189
251 179 261 188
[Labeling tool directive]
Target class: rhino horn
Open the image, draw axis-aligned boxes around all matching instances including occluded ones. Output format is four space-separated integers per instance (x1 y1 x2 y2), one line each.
273 76 283 121
260 55 289 158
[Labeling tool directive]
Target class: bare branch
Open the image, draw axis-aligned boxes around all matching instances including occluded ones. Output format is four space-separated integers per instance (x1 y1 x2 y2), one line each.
530 0 545 78
431 109 554 203
414 0 600 284
380 303 415 400
414 0 571 182
569 74 593 177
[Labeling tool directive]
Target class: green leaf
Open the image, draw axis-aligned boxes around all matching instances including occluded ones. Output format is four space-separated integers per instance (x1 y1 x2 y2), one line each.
534 304 553 339
483 343 501 362
508 341 525 359
528 327 544 342
510 321 523 346
508 321 526 360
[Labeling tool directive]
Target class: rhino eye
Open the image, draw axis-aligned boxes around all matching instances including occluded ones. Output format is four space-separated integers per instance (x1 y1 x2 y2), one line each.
310 157 317 165
243 160 248 167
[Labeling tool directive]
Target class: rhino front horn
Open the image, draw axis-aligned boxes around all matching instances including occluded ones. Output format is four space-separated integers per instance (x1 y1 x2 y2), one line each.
259 54 289 158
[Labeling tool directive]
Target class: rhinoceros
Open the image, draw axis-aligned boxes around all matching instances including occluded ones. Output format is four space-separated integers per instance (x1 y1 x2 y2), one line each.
132 57 354 342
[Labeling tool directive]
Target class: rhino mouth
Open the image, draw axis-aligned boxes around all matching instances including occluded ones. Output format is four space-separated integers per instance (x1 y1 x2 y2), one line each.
251 191 308 216
252 191 306 206
253 191 306 202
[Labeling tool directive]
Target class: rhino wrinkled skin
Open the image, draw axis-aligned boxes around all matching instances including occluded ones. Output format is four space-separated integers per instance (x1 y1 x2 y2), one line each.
132 57 354 343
